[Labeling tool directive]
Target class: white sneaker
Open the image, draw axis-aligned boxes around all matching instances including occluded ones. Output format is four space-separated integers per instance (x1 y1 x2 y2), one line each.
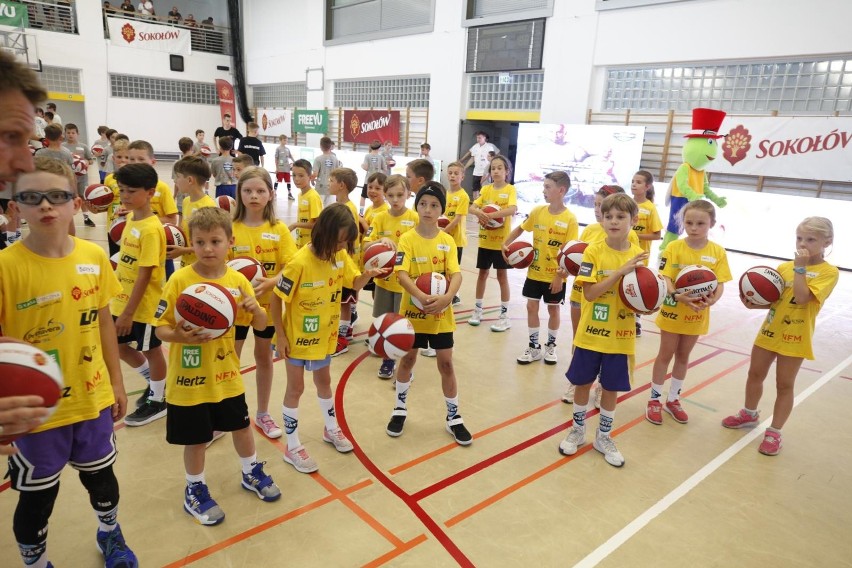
420 347 437 357
468 307 483 326
593 383 603 409
558 426 586 456
544 343 557 365
322 427 354 453
283 445 319 473
255 414 283 439
561 384 575 404
490 313 511 332
516 345 542 365
594 431 625 467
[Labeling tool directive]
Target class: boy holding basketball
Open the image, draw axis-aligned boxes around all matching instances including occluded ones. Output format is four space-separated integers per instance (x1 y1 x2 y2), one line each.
558 193 645 468
155 207 281 525
0 157 137 567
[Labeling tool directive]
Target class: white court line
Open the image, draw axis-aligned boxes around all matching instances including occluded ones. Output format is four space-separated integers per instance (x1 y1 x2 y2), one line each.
574 352 852 568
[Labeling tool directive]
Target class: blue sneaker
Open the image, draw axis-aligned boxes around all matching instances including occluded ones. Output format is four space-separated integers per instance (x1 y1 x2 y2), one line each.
96 524 138 568
184 482 225 525
241 461 282 502
377 359 395 380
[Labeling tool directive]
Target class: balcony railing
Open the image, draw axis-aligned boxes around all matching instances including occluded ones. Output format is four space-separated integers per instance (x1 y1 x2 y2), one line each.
20 0 78 35
103 11 231 55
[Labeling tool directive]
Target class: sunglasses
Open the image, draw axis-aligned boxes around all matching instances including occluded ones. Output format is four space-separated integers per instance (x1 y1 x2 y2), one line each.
14 190 76 206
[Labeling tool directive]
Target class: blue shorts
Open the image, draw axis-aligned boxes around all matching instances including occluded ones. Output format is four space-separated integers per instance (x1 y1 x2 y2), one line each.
287 356 331 371
667 195 688 234
216 184 237 199
565 346 633 392
9 407 117 491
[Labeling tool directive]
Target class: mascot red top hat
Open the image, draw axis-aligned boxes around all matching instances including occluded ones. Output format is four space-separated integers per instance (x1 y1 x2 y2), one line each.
685 108 726 139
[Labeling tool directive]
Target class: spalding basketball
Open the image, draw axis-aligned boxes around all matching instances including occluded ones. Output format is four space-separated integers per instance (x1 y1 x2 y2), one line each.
71 155 88 176
91 143 105 156
163 223 187 248
368 313 415 360
108 216 126 243
227 257 267 288
363 243 396 272
218 195 236 212
557 240 588 276
83 184 113 212
199 145 212 157
175 282 237 339
438 216 450 229
0 342 64 444
481 204 503 229
411 272 448 311
739 266 785 306
674 265 718 298
505 241 534 269
619 266 667 314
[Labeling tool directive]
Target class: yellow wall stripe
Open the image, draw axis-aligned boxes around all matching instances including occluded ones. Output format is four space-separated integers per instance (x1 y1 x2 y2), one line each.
47 92 85 102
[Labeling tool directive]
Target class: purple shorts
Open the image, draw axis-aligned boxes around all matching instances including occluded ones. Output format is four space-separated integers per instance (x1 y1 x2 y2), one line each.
8 408 117 491
565 346 633 392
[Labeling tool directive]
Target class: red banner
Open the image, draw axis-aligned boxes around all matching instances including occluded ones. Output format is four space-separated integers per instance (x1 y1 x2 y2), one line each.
342 110 400 145
215 79 237 129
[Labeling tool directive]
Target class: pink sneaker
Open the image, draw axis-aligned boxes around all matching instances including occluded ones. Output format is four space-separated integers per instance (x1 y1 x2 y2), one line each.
722 409 760 429
758 429 782 456
255 414 283 439
664 400 689 424
322 427 354 453
645 400 663 425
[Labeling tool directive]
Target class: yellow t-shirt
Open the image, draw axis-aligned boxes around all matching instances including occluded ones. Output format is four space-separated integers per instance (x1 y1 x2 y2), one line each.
633 200 663 258
103 172 122 225
152 180 178 218
444 188 470 247
110 213 166 324
363 209 419 293
0 238 121 431
296 188 323 248
573 240 644 355
230 220 297 309
340 199 362 259
180 194 217 266
753 261 838 359
655 239 732 336
473 183 517 250
396 230 460 335
273 246 360 360
363 202 389 268
570 224 641 303
520 205 579 283
155 266 254 406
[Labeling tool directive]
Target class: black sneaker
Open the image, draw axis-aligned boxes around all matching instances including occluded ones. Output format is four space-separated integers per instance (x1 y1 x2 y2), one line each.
83 216 96 228
135 388 152 409
635 321 642 337
446 415 473 446
287 193 295 201
386 408 407 437
125 398 167 426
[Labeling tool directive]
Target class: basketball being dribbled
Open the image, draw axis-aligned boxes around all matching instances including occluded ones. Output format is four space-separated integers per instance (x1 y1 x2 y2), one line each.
368 313 415 360
411 272 448 311
481 204 503 229
83 184 114 213
0 341 64 444
108 216 126 243
175 282 237 339
620 266 667 314
505 241 534 269
217 195 236 212
163 223 187 248
363 243 396 271
557 240 588 276
674 265 718 298
739 266 785 305
227 257 267 288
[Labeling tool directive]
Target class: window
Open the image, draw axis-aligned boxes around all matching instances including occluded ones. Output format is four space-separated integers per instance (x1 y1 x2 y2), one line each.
40 66 81 94
464 0 552 26
466 19 545 73
325 0 434 45
252 82 308 108
468 72 543 110
110 74 218 105
333 77 430 108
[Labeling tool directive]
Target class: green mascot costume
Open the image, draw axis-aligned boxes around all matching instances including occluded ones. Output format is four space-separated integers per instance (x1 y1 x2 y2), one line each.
661 108 728 250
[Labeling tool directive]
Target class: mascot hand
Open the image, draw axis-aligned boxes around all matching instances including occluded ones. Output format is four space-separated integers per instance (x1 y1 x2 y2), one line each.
681 186 700 201
705 188 727 208
712 195 727 208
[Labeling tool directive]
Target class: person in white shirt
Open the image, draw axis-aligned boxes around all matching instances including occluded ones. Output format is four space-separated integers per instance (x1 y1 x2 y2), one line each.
458 131 498 200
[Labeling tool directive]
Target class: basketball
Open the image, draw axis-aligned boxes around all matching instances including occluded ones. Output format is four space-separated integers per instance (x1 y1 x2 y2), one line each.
91 143 105 156
619 266 667 314
227 256 267 288
411 272 448 311
557 240 588 276
108 216 126 243
218 195 236 212
71 155 88 176
163 223 187 248
200 145 212 157
83 184 113 212
367 313 415 360
481 204 503 229
739 266 785 305
438 216 450 229
110 252 119 270
0 341 64 444
363 243 396 272
505 241 534 269
175 282 237 339
674 265 718 298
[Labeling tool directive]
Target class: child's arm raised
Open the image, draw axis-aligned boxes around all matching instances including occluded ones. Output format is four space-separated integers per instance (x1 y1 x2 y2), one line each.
583 253 648 302
99 307 128 422
353 266 391 290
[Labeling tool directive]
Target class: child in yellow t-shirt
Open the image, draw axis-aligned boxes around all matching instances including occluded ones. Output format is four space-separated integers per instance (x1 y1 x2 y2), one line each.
104 138 131 257
329 167 362 356
443 161 470 305
169 156 216 268
287 159 323 249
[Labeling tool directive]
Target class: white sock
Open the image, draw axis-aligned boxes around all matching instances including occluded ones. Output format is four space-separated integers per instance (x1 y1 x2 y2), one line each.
528 327 540 346
133 361 151 382
445 396 459 420
650 382 664 400
474 299 483 310
598 407 615 436
282 405 301 449
239 454 257 474
668 378 684 402
96 506 118 532
186 472 205 485
395 380 411 410
317 396 338 431
500 302 509 315
547 329 558 345
149 379 165 401
338 318 351 336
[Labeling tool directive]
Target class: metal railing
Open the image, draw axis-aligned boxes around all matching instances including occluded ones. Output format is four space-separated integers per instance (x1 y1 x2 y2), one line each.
103 11 231 55
18 0 78 35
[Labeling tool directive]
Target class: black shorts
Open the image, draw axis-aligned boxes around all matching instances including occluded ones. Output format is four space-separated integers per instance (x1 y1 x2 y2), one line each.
457 247 463 264
522 278 566 304
360 184 369 198
0 198 9 212
363 279 375 292
235 324 275 340
413 331 454 350
472 175 483 193
114 318 162 351
477 247 510 270
166 393 250 445
341 287 357 305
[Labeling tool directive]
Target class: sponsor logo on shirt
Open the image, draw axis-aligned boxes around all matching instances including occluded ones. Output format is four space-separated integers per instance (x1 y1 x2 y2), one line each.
277 275 294 295
658 257 668 270
395 252 405 266
181 345 201 368
437 244 450 252
262 233 280 242
24 319 65 344
16 291 62 311
578 262 593 278
71 285 99 301
592 303 609 322
155 299 167 318
700 255 716 264
302 315 320 333
299 299 324 311
79 345 97 364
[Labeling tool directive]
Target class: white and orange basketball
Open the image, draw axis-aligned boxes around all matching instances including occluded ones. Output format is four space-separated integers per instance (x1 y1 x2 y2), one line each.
83 183 113 212
108 216 126 243
739 266 785 306
674 265 718 298
557 240 588 276
175 282 237 339
481 204 503 229
411 272 448 311
619 266 667 314
163 223 188 248
227 257 267 288
217 195 236 212
71 155 88 176
0 341 64 444
363 243 397 272
368 313 415 360
505 241 534 269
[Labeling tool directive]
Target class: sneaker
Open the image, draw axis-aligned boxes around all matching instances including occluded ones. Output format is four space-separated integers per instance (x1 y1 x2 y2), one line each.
323 426 354 453
241 461 281 502
543 343 557 365
490 313 511 332
287 193 295 201
184 482 225 526
377 359 395 380
283 445 319 473
516 344 542 365
255 414 283 439
561 384 575 404
645 399 663 425
206 430 226 448
452 295 461 305
96 524 138 568
758 429 782 456
420 347 437 357
635 321 642 337
468 307 483 326
83 216 96 228
592 383 603 410
124 398 167 426
722 409 760 429
664 399 689 424
558 426 586 456
446 415 473 446
386 408 407 437
331 335 349 357
594 432 625 467
134 388 151 409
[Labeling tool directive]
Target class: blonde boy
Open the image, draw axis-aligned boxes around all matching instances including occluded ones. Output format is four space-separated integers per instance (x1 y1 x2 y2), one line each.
287 159 323 249
443 161 469 305
169 156 215 267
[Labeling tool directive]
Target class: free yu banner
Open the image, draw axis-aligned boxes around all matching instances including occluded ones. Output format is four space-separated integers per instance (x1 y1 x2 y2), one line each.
342 110 400 145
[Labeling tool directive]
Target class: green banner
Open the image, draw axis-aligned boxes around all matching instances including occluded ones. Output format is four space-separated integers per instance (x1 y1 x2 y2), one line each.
0 1 29 27
293 109 328 134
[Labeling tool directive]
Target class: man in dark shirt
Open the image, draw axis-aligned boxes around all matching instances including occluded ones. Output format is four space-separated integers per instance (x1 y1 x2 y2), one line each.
213 113 242 152
237 121 266 166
